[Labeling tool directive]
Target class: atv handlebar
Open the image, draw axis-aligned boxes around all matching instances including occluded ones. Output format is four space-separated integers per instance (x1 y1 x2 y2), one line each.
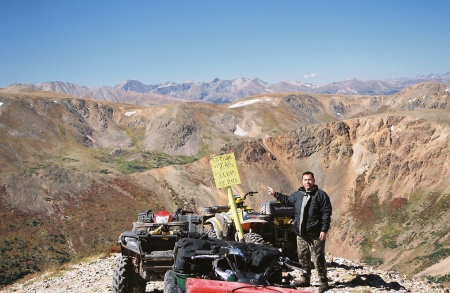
242 191 258 200
174 230 203 239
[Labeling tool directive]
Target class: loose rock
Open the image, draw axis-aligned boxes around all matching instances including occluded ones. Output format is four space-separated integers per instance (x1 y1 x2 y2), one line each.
1 254 448 293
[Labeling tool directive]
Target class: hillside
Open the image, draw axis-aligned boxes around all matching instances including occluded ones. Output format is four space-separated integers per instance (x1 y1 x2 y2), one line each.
1 82 450 287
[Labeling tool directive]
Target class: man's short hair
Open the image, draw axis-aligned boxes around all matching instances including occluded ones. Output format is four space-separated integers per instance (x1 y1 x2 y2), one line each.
302 171 315 178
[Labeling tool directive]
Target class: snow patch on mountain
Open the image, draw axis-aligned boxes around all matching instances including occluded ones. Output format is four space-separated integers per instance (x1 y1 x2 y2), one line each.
234 125 248 136
228 99 262 108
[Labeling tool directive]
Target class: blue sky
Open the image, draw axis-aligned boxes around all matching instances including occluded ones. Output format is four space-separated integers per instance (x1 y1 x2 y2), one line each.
1 1 449 88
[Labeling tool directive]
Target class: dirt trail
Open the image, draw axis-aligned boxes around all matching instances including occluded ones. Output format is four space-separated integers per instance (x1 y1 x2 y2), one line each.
1 254 448 293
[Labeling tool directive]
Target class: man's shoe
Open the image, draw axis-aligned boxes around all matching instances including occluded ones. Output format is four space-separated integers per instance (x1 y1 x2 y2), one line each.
318 284 329 293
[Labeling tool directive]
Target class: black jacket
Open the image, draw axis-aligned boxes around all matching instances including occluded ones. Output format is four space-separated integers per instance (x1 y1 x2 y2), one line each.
274 185 332 237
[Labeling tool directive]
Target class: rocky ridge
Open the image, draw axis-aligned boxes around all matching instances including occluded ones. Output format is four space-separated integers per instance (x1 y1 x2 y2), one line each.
4 72 450 105
1 254 448 293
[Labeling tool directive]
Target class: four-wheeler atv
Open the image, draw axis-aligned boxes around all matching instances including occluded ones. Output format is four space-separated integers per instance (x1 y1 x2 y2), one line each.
112 208 208 293
113 191 300 293
202 191 298 261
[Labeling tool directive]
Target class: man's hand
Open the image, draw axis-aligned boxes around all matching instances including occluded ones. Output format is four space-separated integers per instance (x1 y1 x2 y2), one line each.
319 232 327 241
267 186 275 196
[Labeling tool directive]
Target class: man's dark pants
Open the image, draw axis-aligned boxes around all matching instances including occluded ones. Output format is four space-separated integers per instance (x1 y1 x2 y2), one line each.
297 234 328 285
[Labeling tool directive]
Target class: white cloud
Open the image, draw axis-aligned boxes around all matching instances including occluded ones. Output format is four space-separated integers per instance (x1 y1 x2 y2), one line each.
0 102 3 107
304 73 316 79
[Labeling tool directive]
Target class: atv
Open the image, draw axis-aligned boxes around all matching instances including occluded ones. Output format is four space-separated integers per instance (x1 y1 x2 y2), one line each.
202 191 298 261
112 208 208 293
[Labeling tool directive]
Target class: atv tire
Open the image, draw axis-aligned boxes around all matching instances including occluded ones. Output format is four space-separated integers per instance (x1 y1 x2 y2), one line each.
236 232 265 244
203 229 217 238
163 270 182 293
112 255 146 293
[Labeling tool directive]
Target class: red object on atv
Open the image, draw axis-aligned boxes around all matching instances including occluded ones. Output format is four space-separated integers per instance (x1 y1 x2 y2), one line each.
185 279 314 293
154 210 172 223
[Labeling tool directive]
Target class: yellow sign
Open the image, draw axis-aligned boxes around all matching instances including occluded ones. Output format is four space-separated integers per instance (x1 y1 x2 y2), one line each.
210 153 241 188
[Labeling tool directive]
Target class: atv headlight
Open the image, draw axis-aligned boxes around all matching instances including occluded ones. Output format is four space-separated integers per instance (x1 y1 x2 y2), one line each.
155 215 171 224
124 237 138 249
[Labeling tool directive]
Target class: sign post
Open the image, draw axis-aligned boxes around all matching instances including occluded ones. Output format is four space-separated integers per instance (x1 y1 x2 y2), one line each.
210 153 244 242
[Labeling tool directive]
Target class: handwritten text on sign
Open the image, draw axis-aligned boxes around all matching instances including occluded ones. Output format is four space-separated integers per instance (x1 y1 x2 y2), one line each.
210 153 241 188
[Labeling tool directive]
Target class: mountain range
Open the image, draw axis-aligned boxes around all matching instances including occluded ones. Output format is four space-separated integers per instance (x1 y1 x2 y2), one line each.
3 72 450 105
1 80 450 288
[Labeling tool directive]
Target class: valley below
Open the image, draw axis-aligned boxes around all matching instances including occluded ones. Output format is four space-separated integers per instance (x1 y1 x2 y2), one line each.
1 82 450 289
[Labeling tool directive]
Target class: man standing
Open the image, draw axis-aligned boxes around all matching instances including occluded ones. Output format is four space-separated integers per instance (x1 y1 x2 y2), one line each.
268 171 332 293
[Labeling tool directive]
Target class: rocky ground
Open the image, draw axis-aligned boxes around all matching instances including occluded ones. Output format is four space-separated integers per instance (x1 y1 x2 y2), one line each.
1 253 448 293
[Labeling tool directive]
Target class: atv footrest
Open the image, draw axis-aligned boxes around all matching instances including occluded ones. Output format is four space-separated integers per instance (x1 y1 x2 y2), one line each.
143 252 174 261
143 264 173 270
142 250 175 271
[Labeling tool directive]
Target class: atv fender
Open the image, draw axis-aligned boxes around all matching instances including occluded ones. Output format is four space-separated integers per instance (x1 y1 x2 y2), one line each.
185 279 313 293
220 213 234 237
241 219 267 231
205 216 223 239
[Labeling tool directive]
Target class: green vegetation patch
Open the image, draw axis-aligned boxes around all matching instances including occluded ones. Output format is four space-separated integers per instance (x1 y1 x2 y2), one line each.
380 224 399 249
126 128 145 150
93 150 203 174
427 274 450 285
350 186 450 271
22 163 52 174
0 235 70 286
416 192 450 223
0 237 41 286
62 157 79 163
413 248 450 270
363 255 384 266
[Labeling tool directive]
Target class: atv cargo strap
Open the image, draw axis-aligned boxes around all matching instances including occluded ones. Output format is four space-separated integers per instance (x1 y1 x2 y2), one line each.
185 279 314 293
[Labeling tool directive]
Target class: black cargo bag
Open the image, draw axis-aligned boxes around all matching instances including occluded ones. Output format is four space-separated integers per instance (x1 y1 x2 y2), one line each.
248 243 281 269
174 238 214 275
174 238 281 276
229 242 281 272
